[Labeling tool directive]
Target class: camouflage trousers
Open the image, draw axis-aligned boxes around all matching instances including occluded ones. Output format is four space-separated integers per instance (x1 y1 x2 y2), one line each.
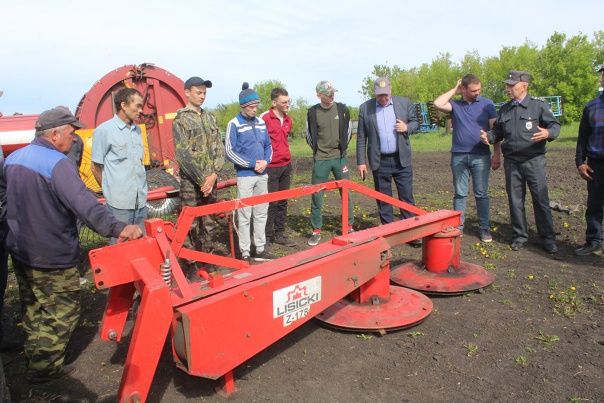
12 259 80 377
180 175 218 253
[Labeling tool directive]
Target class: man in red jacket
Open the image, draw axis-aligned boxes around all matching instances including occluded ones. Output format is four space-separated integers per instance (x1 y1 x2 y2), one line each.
261 88 297 247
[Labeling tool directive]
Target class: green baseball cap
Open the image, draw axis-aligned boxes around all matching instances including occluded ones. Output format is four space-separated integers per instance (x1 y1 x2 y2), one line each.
316 80 337 97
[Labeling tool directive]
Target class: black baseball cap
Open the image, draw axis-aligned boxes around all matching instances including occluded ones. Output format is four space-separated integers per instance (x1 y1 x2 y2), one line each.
184 76 213 89
503 70 531 85
35 106 85 131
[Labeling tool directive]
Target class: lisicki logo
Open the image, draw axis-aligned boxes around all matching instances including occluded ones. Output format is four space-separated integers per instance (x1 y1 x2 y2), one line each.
273 277 322 327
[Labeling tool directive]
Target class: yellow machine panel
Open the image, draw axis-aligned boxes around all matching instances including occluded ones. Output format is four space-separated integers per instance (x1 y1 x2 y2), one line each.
75 124 150 193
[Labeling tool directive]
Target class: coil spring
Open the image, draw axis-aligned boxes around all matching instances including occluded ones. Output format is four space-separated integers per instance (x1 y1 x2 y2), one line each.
161 258 172 287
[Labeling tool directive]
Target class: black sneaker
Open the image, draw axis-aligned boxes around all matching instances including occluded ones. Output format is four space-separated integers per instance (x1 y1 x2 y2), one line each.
308 232 321 246
274 234 297 247
254 250 276 262
510 241 525 251
28 364 75 384
574 241 602 256
543 243 559 254
479 229 493 243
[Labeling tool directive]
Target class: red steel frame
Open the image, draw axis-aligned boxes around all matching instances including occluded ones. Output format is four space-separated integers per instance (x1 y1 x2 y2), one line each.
89 179 464 402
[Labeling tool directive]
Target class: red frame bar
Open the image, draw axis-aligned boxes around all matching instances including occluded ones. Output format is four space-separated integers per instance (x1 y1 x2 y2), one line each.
89 179 462 401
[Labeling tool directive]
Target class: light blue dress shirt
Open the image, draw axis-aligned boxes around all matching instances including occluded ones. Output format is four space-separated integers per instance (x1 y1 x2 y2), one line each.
376 99 397 154
91 115 147 209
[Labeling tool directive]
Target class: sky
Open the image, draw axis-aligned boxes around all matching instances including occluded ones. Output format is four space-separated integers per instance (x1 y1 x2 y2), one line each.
1 0 602 115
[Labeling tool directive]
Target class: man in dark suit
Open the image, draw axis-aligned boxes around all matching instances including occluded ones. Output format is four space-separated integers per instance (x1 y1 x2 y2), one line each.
357 77 420 245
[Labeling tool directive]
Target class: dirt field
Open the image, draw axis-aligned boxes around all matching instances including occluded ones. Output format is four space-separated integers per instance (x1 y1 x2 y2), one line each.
2 148 603 402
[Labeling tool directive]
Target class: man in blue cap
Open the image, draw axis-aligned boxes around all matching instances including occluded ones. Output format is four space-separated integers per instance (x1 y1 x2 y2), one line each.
225 83 274 262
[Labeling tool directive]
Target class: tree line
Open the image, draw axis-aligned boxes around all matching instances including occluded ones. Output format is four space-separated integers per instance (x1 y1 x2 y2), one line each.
212 31 604 135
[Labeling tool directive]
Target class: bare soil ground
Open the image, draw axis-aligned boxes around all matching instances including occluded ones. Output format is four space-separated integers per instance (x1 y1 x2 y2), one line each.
2 148 603 402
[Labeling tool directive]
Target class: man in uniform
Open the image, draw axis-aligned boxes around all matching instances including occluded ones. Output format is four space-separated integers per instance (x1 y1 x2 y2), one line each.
574 66 604 256
0 107 142 383
480 71 560 253
172 76 225 254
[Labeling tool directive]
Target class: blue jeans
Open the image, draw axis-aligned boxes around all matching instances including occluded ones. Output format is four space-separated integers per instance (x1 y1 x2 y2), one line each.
451 153 491 230
106 205 147 243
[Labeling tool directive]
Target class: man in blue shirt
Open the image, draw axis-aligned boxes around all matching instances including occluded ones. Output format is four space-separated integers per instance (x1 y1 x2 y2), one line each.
434 74 499 242
574 66 604 256
91 88 148 240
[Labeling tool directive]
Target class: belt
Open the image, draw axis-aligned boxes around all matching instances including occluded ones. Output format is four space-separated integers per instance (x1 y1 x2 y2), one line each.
380 152 398 157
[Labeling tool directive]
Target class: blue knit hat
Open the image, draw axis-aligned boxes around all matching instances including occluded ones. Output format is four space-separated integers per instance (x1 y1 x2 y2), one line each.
239 82 260 107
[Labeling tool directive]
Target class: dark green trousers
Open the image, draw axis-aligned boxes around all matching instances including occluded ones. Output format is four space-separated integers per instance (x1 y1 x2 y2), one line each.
310 157 354 230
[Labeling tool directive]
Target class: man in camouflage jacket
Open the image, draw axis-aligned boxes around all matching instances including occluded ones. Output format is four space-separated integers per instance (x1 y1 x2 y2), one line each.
172 77 225 253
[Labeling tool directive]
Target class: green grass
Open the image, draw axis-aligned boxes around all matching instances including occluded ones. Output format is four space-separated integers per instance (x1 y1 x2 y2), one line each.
289 122 580 157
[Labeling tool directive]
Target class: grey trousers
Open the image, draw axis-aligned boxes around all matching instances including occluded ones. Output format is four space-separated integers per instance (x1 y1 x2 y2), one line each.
236 175 269 256
504 155 555 245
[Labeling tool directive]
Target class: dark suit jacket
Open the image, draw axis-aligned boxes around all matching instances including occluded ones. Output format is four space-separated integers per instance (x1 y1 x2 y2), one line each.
356 96 419 170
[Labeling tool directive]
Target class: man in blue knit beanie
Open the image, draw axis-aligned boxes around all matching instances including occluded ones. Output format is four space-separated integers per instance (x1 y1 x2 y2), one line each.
225 83 275 262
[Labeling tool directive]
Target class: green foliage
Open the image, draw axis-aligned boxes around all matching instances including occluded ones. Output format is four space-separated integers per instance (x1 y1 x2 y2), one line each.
464 343 479 357
549 284 583 318
289 97 310 138
253 80 286 113
534 331 560 346
213 102 240 135
536 33 598 122
361 31 604 123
